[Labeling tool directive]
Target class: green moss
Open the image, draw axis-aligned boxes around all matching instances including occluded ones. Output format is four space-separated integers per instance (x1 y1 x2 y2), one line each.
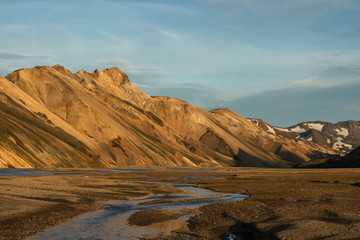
207 117 237 138
130 124 161 143
108 149 117 162
144 143 168 160
212 153 236 167
0 96 89 154
135 145 155 162
243 140 270 156
183 153 203 165
119 99 145 114
145 111 164 126
0 119 46 166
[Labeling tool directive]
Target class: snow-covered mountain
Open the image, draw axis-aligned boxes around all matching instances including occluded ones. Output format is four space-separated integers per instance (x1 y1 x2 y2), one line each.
249 119 360 154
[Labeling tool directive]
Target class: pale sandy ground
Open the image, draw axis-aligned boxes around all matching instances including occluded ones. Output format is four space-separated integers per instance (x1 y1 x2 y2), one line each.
1 168 360 240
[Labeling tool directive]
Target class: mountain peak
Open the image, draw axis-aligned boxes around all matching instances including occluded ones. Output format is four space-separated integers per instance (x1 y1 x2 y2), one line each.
99 67 130 86
75 67 129 85
101 66 121 72
52 64 73 76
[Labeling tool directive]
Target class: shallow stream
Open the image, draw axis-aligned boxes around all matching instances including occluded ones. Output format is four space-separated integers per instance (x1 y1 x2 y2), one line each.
27 180 248 240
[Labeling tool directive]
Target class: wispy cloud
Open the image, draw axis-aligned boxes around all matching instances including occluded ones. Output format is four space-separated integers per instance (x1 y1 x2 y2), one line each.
158 29 183 41
126 66 165 75
346 105 360 113
95 59 165 76
0 51 51 60
140 82 231 109
292 78 332 88
291 65 360 88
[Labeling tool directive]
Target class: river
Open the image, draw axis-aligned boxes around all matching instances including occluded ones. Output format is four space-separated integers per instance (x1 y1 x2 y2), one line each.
26 179 247 240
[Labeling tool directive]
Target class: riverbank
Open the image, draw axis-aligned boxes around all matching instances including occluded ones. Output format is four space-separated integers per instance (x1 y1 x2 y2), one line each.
1 168 360 239
0 169 184 240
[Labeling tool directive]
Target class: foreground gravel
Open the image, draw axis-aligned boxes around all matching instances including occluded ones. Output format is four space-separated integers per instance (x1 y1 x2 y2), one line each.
1 168 360 240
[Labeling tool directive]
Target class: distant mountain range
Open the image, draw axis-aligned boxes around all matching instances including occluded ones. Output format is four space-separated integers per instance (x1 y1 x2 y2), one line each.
249 119 360 154
0 65 352 168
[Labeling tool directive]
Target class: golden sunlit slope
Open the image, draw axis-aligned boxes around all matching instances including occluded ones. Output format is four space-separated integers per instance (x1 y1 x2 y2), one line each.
1 65 337 168
210 108 335 164
0 76 108 168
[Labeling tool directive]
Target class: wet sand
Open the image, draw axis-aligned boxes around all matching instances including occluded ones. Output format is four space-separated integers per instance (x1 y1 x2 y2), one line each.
1 168 360 240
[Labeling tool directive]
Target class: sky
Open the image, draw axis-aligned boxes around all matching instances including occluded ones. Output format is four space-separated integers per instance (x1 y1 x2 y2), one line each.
0 0 359 126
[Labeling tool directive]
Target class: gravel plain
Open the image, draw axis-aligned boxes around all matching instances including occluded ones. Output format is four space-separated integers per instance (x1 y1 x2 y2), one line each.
1 168 360 240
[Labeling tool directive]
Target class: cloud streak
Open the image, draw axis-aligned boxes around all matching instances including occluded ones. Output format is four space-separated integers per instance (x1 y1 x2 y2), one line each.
95 59 165 76
222 80 360 126
0 51 51 60
291 66 360 88
346 105 360 113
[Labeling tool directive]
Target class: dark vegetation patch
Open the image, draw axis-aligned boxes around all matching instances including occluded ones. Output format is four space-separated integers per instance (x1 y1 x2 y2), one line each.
135 144 155 162
108 149 117 162
182 153 203 165
243 140 271 156
145 111 164 126
119 99 144 114
34 112 54 125
207 117 237 138
212 153 236 167
144 143 167 160
310 180 330 183
0 95 89 154
130 124 161 143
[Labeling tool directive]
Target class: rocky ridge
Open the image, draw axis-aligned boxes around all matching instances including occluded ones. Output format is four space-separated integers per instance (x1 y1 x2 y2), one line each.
250 119 360 154
0 65 336 168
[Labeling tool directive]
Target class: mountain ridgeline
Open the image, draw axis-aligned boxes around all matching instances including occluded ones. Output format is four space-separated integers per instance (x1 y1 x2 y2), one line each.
250 119 360 154
0 65 341 168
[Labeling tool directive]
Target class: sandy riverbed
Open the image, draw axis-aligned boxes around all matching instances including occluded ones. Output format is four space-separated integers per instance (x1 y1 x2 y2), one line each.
1 168 360 240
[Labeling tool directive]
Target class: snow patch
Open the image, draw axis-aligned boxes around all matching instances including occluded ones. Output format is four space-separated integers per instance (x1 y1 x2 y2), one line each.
332 137 352 150
266 124 275 134
290 126 306 133
274 126 305 133
335 128 349 137
274 127 291 132
327 138 331 144
251 120 260 126
307 137 313 142
142 100 147 106
306 123 324 131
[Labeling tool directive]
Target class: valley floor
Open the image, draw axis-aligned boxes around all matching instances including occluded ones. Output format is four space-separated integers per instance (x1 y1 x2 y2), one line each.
0 168 360 240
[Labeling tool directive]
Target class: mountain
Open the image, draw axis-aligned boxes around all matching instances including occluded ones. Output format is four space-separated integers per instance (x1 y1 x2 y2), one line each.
340 146 360 167
0 65 337 168
296 146 360 168
250 119 360 154
0 76 109 168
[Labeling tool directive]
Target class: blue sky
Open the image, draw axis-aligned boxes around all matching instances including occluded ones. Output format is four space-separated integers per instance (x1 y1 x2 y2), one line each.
0 0 359 126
